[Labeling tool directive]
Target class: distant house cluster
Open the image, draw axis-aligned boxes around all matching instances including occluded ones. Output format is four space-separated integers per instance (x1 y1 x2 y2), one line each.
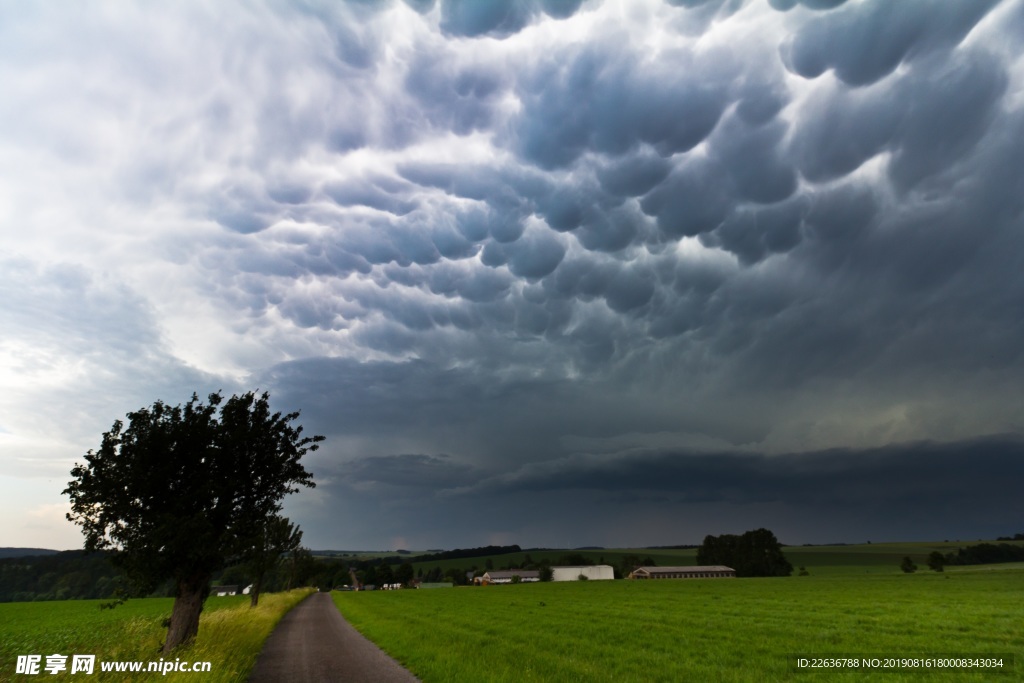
210 583 253 597
339 564 738 591
475 570 540 585
475 565 616 585
628 565 736 580
472 564 736 585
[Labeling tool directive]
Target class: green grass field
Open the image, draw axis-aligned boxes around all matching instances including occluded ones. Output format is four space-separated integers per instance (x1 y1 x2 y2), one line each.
0 589 312 682
4 542 1021 681
334 567 1023 682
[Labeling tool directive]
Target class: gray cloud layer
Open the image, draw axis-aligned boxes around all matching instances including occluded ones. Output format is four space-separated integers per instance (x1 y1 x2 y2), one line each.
3 0 1024 549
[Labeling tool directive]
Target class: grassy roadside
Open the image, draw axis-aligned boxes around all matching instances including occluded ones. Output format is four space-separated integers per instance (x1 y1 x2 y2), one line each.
0 588 313 682
174 588 314 682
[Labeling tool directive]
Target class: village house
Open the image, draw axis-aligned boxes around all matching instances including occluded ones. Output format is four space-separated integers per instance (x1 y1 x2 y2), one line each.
477 569 541 585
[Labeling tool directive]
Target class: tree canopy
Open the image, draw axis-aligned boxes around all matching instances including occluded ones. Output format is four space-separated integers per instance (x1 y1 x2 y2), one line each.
696 528 793 577
64 391 322 651
244 515 303 607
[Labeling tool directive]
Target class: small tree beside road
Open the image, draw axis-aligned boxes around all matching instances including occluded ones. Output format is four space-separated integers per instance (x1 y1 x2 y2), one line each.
64 391 322 652
244 515 303 607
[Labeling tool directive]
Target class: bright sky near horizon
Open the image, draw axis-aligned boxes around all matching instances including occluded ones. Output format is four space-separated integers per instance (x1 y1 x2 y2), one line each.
2 0 1024 551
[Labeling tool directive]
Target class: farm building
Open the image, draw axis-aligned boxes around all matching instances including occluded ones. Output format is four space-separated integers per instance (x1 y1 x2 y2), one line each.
552 565 614 581
628 566 736 580
477 570 540 585
211 585 238 596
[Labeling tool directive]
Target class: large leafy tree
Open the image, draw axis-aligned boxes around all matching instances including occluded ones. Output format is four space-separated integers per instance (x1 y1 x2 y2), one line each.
64 391 322 652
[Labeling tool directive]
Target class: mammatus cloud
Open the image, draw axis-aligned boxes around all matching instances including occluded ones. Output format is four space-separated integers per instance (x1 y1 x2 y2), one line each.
2 0 1023 549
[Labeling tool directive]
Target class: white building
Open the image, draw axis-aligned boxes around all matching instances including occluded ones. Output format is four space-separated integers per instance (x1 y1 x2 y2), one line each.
552 565 614 582
479 570 540 585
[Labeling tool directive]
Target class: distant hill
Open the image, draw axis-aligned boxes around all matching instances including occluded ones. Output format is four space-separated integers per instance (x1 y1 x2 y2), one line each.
0 548 60 559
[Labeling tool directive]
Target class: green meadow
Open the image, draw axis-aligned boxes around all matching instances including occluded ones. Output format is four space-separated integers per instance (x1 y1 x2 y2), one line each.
0 588 312 682
335 567 1024 682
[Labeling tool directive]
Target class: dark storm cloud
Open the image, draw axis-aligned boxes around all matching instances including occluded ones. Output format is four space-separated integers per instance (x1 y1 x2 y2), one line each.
324 179 419 216
404 53 511 136
770 0 849 10
298 434 1024 549
162 0 1024 550
8 0 1024 549
342 453 479 489
490 227 566 279
464 436 1024 508
595 150 672 199
782 0 1001 87
439 0 586 38
574 203 650 253
702 197 807 266
789 46 1007 189
510 43 733 168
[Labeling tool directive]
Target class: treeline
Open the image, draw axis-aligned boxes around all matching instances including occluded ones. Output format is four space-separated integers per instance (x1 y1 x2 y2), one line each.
943 543 1024 566
362 544 523 567
995 532 1024 541
0 549 321 603
0 544 544 601
0 548 59 560
0 551 126 602
697 528 792 577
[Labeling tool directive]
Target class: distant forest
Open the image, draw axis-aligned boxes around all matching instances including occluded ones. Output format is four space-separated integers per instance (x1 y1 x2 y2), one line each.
0 546 520 601
0 548 59 560
0 549 323 603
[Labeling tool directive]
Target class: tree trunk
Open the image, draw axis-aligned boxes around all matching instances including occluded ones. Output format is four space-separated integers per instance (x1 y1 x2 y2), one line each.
249 574 262 608
164 574 209 653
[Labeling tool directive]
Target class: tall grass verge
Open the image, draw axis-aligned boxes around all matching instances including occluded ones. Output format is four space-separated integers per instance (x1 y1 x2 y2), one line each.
182 588 314 682
0 588 313 682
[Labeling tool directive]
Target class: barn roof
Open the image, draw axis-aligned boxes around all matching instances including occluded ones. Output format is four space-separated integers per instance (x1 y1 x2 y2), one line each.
552 565 613 570
634 566 734 573
484 570 540 579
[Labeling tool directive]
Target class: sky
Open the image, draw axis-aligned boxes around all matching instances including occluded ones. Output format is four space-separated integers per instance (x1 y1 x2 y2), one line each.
2 0 1024 552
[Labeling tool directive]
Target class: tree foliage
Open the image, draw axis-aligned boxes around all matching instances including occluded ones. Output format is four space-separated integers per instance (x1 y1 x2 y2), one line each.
244 515 302 607
395 562 415 587
900 556 918 573
943 543 1024 566
63 391 322 651
697 528 793 577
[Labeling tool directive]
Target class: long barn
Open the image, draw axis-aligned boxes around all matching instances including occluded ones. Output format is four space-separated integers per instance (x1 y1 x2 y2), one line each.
628 565 736 579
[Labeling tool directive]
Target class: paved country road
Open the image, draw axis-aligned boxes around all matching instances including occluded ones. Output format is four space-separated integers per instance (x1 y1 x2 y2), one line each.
248 592 419 683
